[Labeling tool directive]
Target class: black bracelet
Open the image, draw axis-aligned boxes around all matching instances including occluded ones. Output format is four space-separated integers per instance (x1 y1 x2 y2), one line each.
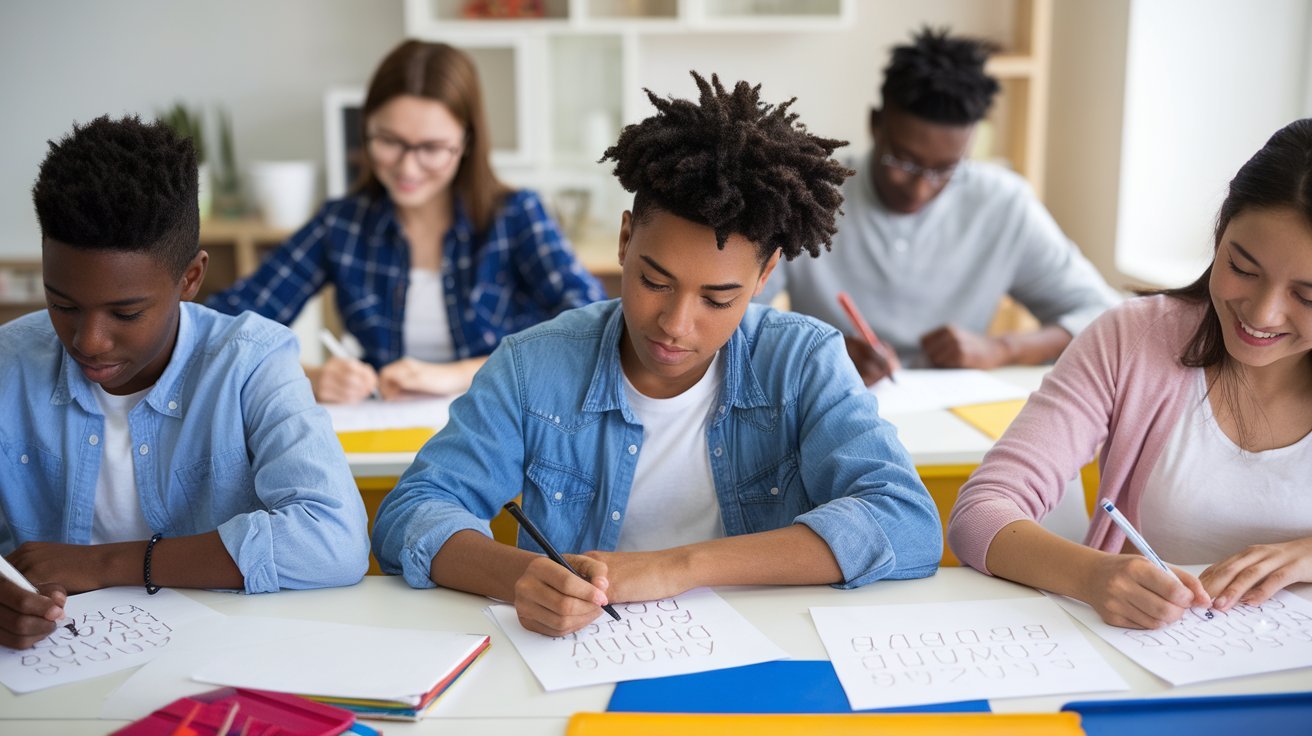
144 533 163 595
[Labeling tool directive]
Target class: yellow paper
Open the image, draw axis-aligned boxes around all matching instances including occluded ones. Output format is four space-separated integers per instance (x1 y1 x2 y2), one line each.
566 712 1084 735
336 428 435 454
949 399 1027 440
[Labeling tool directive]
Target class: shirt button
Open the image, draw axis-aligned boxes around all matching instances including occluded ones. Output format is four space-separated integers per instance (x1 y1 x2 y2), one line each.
168 401 178 410
139 444 150 456
718 405 726 414
19 454 29 464
553 492 563 501
611 511 621 522
770 487 780 496
713 447 723 457
88 434 100 446
627 445 637 455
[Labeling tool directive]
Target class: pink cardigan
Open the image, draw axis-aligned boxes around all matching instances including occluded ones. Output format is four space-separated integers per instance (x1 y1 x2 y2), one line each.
947 294 1206 573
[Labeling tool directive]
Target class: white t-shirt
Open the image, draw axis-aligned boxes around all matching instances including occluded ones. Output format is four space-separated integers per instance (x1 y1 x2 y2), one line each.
91 384 154 544
615 352 726 551
403 268 455 363
1139 369 1312 564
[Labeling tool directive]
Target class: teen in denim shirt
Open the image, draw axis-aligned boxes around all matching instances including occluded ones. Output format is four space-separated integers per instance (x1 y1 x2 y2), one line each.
374 73 941 636
0 116 368 650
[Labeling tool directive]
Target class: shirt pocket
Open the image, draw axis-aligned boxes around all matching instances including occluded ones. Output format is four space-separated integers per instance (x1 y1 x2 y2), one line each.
3 443 64 538
172 447 254 526
735 452 801 533
525 458 597 507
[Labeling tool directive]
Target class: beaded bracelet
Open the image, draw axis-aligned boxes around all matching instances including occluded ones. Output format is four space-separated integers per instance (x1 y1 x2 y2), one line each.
144 533 163 595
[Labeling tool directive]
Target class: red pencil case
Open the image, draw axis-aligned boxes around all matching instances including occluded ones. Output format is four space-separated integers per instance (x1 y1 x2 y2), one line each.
112 686 356 736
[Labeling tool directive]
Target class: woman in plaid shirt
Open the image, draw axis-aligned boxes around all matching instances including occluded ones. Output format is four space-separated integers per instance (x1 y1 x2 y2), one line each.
210 40 605 403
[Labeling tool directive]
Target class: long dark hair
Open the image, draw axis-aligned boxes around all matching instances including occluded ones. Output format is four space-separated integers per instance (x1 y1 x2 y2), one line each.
356 40 509 233
1152 119 1312 369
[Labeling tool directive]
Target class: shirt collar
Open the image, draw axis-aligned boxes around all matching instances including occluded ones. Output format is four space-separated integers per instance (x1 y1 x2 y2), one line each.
50 303 194 419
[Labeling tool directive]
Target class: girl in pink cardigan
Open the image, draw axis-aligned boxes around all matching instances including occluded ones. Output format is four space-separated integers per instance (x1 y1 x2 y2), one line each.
948 119 1312 629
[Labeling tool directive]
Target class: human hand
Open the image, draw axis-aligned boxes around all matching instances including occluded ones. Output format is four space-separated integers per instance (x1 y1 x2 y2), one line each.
512 554 612 637
379 357 470 399
1200 538 1312 611
311 356 379 404
1082 554 1211 629
920 325 1008 369
843 335 901 386
0 576 67 650
582 548 692 604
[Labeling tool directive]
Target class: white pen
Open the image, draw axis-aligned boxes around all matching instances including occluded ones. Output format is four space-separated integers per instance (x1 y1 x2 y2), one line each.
319 329 381 400
1100 498 1213 617
0 554 78 637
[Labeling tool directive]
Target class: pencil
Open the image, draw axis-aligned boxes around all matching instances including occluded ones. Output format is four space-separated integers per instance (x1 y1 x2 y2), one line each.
836 291 898 383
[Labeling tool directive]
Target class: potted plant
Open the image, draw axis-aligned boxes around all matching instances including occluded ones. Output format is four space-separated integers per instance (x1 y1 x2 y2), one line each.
158 102 210 219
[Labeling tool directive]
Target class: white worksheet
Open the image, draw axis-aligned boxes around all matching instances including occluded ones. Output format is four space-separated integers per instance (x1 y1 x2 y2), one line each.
0 587 221 694
1046 587 1312 686
871 369 1029 416
325 395 453 432
488 588 787 691
811 597 1127 710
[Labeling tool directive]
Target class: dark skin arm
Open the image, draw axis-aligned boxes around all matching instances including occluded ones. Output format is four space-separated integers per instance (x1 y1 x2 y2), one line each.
9 531 244 595
921 324 1072 369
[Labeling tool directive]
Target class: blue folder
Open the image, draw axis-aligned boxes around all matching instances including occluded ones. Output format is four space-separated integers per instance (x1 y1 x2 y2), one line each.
607 660 990 714
1063 691 1312 735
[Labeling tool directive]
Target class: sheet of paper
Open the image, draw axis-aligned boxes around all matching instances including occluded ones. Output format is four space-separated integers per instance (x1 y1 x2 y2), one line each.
871 369 1029 416
488 588 787 691
1045 588 1312 685
325 395 453 432
0 587 221 694
811 598 1127 710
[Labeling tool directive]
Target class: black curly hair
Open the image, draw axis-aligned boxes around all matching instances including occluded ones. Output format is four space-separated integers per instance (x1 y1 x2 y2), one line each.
600 72 853 263
33 115 200 277
881 26 1000 125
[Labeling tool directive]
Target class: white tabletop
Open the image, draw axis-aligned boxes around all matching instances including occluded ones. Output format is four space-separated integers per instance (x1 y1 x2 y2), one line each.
342 367 1051 478
3 568 1307 735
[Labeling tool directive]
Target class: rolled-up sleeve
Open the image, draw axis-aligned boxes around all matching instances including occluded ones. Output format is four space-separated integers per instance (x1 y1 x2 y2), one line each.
792 329 942 586
372 342 526 588
219 333 369 592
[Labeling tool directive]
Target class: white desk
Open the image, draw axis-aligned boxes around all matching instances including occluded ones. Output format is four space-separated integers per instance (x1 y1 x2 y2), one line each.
3 569 1308 735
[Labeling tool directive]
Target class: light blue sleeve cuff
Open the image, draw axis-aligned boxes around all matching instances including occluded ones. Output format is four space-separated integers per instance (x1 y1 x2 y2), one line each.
218 513 277 594
795 496 939 588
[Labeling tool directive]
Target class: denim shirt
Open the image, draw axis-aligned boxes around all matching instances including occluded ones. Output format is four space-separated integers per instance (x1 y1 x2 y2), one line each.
373 300 942 589
207 190 606 369
0 304 370 593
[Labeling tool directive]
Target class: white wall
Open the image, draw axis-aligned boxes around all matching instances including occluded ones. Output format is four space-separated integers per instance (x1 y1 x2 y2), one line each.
1114 0 1311 288
0 0 403 257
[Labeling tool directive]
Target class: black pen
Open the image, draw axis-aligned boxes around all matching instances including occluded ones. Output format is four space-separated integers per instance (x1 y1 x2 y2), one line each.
503 501 621 621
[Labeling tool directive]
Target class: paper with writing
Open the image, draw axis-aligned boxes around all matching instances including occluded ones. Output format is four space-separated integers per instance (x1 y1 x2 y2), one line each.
488 588 786 691
325 395 453 433
811 597 1127 710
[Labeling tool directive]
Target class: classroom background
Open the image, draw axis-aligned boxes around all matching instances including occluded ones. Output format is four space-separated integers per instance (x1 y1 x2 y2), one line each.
0 0 1309 357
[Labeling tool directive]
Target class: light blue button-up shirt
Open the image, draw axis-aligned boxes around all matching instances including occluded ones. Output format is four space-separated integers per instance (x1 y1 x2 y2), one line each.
373 300 942 589
0 303 369 593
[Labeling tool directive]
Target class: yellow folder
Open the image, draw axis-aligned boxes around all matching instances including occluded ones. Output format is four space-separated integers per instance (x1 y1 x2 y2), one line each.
336 428 436 454
566 712 1084 735
948 399 1027 440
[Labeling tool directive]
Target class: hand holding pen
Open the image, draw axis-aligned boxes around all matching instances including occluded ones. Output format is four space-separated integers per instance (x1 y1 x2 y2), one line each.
0 553 77 649
836 292 901 385
1093 499 1213 629
503 501 621 633
316 329 382 403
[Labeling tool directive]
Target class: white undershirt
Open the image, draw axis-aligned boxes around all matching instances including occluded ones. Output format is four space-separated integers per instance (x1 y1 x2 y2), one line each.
91 385 153 544
1139 369 1312 564
403 268 455 363
615 352 726 552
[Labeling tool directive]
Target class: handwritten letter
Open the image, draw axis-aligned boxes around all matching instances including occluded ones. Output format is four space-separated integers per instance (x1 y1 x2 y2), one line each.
812 598 1126 710
488 588 786 691
1046 588 1312 685
0 587 220 693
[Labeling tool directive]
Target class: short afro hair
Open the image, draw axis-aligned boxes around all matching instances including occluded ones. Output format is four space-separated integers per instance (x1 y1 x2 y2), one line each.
33 114 200 277
601 72 852 263
881 26 1000 125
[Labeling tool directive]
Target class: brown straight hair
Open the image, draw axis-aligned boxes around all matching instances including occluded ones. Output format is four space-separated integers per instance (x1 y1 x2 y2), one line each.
355 40 509 234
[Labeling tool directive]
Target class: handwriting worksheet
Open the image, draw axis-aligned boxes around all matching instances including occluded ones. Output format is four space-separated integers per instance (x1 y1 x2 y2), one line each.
811 597 1127 710
488 588 787 691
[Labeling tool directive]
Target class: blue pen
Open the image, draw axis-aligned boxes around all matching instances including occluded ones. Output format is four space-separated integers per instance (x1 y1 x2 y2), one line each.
1100 498 1212 618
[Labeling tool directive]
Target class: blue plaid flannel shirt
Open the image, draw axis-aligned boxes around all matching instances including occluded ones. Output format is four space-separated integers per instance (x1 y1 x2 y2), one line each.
208 189 606 368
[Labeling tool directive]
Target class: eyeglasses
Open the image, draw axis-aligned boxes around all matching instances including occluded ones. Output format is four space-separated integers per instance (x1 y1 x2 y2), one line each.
878 151 957 185
366 133 464 170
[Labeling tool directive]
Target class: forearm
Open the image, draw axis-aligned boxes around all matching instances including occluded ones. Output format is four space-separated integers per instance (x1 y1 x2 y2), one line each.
984 519 1103 599
100 531 243 591
995 325 1072 365
679 524 843 588
430 529 538 601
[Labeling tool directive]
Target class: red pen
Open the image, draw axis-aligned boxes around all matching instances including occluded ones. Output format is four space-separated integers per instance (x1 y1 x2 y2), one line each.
837 291 899 383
